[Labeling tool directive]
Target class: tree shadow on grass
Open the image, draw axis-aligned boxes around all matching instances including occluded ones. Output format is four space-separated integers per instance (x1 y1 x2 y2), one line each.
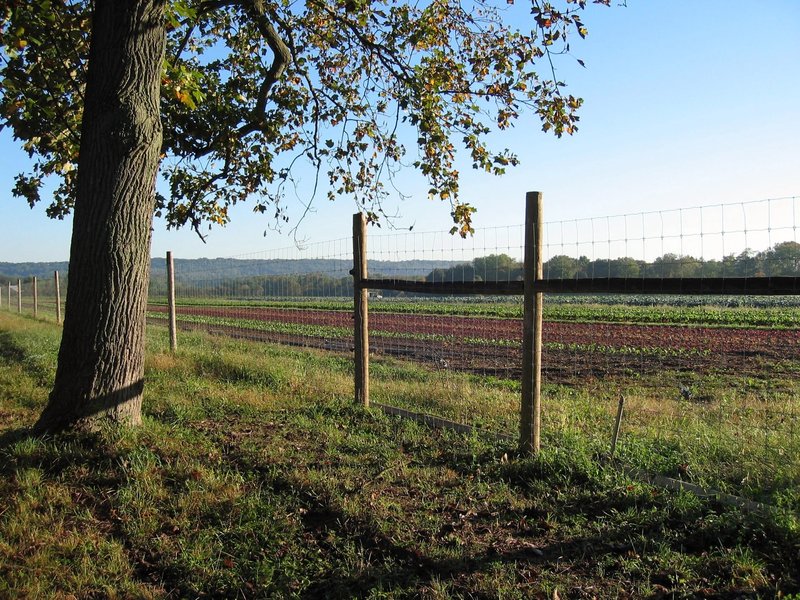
0 329 54 386
0 422 121 476
0 329 27 363
195 415 799 599
0 328 43 448
0 426 35 450
291 468 798 599
284 478 646 598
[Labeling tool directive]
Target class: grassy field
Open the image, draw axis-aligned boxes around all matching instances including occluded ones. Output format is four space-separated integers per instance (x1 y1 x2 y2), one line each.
1 311 799 598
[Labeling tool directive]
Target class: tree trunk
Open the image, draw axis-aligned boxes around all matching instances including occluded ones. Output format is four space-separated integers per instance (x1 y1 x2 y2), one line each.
34 0 166 433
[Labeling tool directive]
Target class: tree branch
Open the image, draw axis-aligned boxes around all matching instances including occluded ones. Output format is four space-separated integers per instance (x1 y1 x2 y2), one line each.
180 0 291 157
236 0 292 136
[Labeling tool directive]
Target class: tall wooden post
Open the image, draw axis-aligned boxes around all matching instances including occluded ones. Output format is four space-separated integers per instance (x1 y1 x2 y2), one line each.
17 279 22 313
521 191 544 454
33 277 38 317
166 251 178 352
7 282 10 310
353 213 370 407
55 271 62 324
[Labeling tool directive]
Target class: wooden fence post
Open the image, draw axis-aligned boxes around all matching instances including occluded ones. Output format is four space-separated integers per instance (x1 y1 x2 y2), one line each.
521 191 544 454
167 251 178 352
33 276 38 318
353 213 370 407
7 282 10 310
55 271 62 324
17 279 22 313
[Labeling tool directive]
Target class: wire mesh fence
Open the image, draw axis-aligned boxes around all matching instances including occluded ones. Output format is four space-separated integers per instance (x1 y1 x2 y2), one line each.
140 195 799 510
146 238 355 353
542 196 800 279
535 196 800 510
362 224 526 433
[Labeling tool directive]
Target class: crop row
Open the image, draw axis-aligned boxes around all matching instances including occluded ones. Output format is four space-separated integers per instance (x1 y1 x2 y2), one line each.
149 297 800 329
149 292 800 308
146 311 741 361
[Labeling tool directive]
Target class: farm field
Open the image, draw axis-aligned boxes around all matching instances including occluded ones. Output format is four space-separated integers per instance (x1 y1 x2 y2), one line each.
147 298 800 379
1 311 798 598
145 296 800 513
149 295 800 326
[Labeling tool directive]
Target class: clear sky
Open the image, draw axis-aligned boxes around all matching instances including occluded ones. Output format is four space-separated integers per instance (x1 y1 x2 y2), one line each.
1 0 798 263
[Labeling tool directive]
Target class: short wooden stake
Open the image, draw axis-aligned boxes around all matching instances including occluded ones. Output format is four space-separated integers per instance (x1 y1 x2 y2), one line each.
610 395 626 458
33 276 38 317
17 279 22 313
521 192 544 454
55 271 62 324
353 213 370 407
167 251 178 352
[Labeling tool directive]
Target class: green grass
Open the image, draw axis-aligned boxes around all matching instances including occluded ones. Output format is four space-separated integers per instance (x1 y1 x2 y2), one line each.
145 306 800 509
1 312 799 598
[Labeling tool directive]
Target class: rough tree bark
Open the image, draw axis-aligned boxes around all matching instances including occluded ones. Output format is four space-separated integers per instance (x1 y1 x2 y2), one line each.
34 0 166 433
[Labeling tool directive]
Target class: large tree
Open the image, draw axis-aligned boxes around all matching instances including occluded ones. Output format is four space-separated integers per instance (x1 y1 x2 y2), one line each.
1 0 608 432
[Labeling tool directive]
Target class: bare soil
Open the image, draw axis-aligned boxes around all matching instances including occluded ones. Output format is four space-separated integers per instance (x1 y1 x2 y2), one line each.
149 305 800 381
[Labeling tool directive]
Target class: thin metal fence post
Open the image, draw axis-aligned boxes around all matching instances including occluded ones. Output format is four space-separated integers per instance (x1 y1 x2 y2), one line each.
353 213 370 407
17 279 22 313
55 271 62 324
33 276 38 317
521 191 544 454
611 395 626 458
167 251 178 352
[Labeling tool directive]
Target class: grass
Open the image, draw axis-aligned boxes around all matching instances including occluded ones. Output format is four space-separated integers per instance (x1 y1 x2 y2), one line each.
1 311 799 598
366 345 800 510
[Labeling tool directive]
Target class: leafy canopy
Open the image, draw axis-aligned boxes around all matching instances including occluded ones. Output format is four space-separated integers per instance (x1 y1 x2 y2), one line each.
1 0 608 237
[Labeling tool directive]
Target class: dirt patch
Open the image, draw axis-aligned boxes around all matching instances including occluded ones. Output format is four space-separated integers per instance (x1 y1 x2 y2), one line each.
148 306 800 381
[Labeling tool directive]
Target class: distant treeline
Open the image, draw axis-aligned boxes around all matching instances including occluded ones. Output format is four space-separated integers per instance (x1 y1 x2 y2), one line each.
5 242 799 300
2 258 455 289
156 273 356 299
145 242 800 299
0 273 65 296
0 262 68 280
428 242 800 282
150 258 461 283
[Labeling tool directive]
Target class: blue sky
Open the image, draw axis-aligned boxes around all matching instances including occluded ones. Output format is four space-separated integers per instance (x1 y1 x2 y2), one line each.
1 0 798 262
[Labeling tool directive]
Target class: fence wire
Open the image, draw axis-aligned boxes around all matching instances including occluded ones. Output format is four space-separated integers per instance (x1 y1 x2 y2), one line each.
147 238 355 354
538 196 800 508
138 195 800 509
363 224 526 432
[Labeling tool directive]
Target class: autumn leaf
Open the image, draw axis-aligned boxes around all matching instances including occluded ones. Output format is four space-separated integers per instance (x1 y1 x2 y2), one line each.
1 0 608 234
